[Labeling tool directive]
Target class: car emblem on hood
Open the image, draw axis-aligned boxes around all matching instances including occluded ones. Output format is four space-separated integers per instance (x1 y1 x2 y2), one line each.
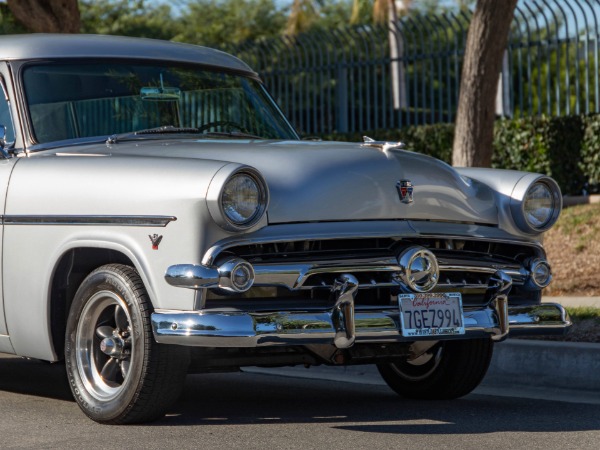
397 180 414 204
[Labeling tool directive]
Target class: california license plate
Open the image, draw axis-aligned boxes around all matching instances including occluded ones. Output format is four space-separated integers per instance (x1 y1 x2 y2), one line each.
398 293 465 337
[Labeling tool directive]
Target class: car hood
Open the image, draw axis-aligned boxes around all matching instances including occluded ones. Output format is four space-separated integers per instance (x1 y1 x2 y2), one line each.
49 139 498 225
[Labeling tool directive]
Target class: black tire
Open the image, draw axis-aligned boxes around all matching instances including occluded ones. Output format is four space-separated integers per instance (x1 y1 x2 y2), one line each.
65 264 189 424
377 338 493 400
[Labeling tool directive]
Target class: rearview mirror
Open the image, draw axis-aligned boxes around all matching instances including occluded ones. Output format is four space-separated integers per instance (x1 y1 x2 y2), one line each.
140 86 181 101
140 73 181 101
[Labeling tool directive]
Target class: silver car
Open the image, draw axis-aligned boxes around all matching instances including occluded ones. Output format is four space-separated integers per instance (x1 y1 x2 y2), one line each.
0 34 569 424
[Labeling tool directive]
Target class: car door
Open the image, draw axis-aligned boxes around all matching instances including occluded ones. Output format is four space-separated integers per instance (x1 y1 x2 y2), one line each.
0 64 22 354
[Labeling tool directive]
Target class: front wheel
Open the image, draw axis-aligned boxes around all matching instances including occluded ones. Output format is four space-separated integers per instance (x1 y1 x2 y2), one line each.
377 338 493 400
65 264 189 424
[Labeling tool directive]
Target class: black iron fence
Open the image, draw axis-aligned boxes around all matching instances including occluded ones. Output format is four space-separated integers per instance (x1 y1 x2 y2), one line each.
230 0 600 135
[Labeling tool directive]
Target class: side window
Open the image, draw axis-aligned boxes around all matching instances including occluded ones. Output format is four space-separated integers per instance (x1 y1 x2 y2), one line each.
0 79 15 145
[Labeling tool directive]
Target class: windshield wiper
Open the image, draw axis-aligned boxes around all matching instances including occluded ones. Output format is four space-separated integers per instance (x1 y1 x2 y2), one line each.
106 125 201 144
135 125 201 135
106 126 263 144
202 131 263 140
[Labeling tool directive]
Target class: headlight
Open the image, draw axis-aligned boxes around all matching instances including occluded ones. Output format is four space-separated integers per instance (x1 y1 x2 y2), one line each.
510 176 562 233
523 182 554 228
206 166 269 232
222 173 262 225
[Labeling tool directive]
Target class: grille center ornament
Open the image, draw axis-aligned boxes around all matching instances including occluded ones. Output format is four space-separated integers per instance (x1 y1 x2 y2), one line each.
397 247 439 292
397 180 414 204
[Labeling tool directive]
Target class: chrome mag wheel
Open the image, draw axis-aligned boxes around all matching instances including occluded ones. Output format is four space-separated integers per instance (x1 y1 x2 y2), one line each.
76 290 134 401
65 264 188 424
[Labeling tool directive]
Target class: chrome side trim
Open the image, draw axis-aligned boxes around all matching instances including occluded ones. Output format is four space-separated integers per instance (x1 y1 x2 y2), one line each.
150 302 571 348
2 215 177 227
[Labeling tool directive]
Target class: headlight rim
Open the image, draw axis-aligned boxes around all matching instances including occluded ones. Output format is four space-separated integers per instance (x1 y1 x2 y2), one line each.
510 176 562 234
206 165 269 232
220 170 266 229
220 168 268 231
522 181 555 230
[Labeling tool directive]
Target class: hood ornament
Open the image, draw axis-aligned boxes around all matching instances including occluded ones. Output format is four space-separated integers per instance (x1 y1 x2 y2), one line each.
362 136 405 153
397 180 414 204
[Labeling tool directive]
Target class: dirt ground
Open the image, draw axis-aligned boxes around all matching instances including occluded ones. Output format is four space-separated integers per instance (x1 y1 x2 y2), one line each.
524 203 600 341
542 203 600 297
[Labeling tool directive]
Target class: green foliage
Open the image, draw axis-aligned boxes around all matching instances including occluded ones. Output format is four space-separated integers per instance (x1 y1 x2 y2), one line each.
311 0 353 31
175 0 288 47
0 4 27 35
321 122 454 163
493 115 586 195
79 0 292 47
80 0 181 41
323 114 600 196
581 115 600 190
566 307 600 323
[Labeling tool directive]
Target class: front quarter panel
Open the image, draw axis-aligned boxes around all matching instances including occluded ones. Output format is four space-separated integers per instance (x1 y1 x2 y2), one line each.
2 153 237 360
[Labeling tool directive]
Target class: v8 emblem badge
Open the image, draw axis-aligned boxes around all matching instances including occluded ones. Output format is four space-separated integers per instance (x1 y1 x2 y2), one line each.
149 234 163 250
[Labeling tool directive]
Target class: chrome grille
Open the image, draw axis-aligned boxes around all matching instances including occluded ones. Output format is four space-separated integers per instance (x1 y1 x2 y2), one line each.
205 236 543 309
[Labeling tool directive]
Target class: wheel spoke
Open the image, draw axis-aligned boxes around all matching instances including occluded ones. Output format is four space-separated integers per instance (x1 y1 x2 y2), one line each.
114 304 129 332
100 357 120 384
96 325 114 339
120 359 130 379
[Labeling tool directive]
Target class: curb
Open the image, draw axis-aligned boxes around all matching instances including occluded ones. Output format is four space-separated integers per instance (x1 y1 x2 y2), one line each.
542 296 600 308
245 338 600 404
485 339 600 391
562 194 600 207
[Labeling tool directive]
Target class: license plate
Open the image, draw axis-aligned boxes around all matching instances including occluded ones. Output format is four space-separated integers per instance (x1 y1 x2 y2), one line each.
398 292 465 337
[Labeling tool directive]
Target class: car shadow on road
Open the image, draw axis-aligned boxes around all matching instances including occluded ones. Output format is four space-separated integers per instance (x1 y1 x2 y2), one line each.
0 354 72 402
162 371 600 433
1 354 599 434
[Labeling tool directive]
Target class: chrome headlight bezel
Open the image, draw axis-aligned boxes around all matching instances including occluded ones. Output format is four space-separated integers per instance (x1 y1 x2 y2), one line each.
510 175 562 234
207 165 269 232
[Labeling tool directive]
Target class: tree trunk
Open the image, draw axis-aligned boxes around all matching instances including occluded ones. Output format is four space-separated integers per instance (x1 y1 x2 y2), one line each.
452 0 517 167
7 0 80 34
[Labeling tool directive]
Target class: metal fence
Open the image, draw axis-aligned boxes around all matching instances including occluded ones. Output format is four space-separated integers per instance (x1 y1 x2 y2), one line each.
230 0 600 135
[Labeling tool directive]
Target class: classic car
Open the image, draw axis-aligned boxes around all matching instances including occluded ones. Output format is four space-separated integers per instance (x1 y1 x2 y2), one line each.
0 34 570 424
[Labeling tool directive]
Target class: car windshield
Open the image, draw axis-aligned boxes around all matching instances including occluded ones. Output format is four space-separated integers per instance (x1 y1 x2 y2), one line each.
22 61 298 144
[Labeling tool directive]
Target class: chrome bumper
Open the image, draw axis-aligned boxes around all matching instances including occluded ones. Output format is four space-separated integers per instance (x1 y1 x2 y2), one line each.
151 302 571 348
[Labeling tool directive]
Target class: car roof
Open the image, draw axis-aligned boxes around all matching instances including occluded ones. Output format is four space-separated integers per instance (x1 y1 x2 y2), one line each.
0 34 255 75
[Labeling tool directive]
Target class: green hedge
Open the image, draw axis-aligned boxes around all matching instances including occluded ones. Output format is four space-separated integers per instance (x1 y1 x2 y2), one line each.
320 115 600 196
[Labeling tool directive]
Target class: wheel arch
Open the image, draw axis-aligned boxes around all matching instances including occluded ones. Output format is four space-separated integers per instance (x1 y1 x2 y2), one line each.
49 244 147 359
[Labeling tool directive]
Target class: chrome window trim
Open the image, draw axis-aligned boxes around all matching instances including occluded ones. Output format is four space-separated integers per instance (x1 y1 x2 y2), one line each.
2 215 177 227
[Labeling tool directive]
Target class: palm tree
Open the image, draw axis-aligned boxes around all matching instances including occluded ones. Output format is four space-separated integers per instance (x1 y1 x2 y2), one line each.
286 0 411 35
285 0 323 35
350 0 411 25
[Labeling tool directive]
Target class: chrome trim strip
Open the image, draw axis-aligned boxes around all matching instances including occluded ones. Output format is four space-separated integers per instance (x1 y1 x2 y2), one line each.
165 259 527 291
2 215 177 227
150 302 571 348
201 224 543 266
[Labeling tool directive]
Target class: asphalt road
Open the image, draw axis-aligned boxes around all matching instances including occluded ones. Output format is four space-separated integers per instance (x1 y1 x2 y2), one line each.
1 353 599 449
